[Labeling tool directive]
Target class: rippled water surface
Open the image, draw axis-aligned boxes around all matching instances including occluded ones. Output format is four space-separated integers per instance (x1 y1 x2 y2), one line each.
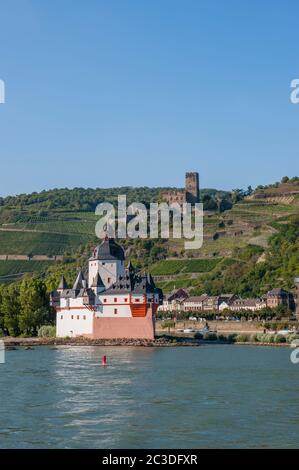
0 345 298 448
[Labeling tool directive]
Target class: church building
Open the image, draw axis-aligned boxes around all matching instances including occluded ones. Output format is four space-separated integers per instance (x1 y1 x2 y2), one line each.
51 238 163 340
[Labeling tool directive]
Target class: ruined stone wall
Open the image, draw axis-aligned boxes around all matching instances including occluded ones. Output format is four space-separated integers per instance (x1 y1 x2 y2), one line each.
161 190 185 205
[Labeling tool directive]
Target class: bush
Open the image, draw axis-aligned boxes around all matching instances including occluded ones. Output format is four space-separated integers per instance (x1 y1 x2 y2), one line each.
235 334 250 342
227 334 237 343
194 333 203 340
257 333 275 343
274 334 286 343
250 334 260 342
286 334 299 343
217 334 227 342
205 333 217 341
37 325 56 338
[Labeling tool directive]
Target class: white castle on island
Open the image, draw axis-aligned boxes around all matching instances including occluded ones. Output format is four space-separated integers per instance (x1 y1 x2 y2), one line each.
50 237 163 340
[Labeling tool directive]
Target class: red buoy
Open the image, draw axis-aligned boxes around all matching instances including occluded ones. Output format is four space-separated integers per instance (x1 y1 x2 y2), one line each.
102 355 107 366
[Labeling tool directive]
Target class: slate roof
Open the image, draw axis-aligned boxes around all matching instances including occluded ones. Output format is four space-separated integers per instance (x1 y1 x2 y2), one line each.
90 238 125 261
73 270 86 290
59 287 95 302
166 288 189 302
58 276 68 290
105 268 162 298
55 270 92 299
185 295 209 303
91 272 105 288
231 298 261 307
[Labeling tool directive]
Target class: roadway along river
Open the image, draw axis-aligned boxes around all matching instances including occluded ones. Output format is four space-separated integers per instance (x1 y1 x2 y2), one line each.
0 345 298 448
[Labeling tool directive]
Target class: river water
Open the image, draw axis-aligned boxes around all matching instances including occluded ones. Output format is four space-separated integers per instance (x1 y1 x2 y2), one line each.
0 345 298 448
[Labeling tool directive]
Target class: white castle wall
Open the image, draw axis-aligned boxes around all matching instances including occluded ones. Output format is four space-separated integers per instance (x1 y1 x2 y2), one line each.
60 296 85 309
57 309 93 337
97 294 132 317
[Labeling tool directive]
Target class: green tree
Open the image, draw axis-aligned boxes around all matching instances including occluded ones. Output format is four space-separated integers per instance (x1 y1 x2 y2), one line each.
0 285 5 334
18 276 53 336
2 283 21 336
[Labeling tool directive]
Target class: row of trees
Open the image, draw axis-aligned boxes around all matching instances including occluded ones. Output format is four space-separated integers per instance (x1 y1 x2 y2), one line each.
0 184 240 217
201 186 254 212
0 276 54 337
256 175 299 190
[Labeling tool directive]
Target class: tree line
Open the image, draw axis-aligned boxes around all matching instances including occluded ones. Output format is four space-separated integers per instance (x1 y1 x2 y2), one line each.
0 276 54 337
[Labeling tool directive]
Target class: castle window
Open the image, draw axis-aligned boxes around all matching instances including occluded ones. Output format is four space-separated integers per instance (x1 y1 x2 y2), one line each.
71 315 74 319
114 298 117 302
60 315 63 319
135 298 140 303
124 298 128 302
83 315 86 320
114 308 118 315
77 315 79 320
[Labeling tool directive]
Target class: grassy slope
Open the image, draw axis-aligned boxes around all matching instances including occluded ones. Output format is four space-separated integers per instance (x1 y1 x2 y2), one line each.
0 230 91 255
150 258 222 275
0 260 52 276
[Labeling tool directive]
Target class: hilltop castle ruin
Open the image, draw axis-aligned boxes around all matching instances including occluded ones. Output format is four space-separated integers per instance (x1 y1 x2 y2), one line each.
161 172 200 205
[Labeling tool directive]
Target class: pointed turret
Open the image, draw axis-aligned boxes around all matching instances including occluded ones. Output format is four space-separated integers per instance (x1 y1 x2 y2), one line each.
147 272 155 287
57 275 68 291
73 270 85 291
90 272 105 294
127 260 134 272
91 272 105 288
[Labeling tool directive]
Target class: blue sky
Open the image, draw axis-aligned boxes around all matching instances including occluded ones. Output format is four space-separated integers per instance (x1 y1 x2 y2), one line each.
0 0 298 196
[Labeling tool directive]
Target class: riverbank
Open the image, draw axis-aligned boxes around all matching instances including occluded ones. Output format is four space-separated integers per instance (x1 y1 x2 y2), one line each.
2 336 202 348
1 335 291 348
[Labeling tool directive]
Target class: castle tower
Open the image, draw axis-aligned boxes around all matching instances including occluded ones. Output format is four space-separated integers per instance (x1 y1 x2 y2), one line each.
185 172 200 204
295 277 299 317
88 237 125 289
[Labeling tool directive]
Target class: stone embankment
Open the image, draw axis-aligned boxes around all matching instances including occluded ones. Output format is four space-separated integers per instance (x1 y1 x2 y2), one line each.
2 336 202 348
2 336 290 348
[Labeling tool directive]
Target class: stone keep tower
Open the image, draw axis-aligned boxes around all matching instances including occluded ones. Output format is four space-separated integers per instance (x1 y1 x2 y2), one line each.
295 277 299 317
185 172 200 204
